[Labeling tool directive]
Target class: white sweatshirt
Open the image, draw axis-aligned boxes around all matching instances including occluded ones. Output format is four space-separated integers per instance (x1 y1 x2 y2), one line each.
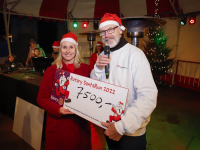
90 43 158 136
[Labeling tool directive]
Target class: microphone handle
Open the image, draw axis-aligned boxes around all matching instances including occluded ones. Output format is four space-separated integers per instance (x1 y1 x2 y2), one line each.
105 53 109 79
104 45 110 79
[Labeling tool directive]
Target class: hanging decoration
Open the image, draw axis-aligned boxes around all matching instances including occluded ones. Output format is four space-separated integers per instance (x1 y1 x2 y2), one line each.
154 0 160 18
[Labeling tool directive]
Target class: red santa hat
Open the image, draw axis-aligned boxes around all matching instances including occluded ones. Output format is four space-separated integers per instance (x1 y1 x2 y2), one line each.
60 32 78 46
99 13 125 31
96 41 103 46
52 41 60 48
119 101 124 106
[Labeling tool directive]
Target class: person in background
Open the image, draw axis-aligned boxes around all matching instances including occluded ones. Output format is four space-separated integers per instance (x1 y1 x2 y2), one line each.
90 13 158 150
26 39 36 67
36 44 46 57
3 54 23 72
37 32 91 150
52 41 60 60
90 41 104 70
31 48 41 57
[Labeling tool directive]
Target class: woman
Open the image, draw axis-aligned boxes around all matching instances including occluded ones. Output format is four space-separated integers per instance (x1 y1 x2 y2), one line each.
37 32 91 150
52 41 60 60
26 39 36 67
90 41 104 70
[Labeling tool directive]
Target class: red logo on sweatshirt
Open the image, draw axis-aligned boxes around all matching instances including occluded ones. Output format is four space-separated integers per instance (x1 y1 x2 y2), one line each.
117 65 128 69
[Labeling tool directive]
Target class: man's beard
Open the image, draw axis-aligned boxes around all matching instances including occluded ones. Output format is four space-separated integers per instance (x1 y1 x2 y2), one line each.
102 35 120 48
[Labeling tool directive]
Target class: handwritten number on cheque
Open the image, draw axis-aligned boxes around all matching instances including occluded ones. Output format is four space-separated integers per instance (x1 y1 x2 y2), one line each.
77 87 103 108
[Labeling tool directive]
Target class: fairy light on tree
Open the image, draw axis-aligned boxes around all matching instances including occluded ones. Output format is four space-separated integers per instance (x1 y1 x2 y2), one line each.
142 0 174 87
143 27 174 87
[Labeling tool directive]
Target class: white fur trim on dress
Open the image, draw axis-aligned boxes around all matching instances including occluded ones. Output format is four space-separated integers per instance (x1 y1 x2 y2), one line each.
60 38 78 45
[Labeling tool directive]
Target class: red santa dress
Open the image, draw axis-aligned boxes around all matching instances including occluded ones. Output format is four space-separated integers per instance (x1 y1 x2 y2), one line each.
37 62 91 150
90 53 98 70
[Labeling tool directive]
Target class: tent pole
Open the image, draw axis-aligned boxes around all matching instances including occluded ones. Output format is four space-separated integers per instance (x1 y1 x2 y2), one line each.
3 1 11 55
169 0 178 16
8 11 10 33
172 19 181 85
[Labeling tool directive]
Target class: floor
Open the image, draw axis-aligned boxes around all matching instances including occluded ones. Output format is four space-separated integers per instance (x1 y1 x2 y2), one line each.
0 85 200 150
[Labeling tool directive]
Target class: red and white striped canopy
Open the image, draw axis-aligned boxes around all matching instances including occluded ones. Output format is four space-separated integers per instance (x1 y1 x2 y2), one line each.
1 0 200 20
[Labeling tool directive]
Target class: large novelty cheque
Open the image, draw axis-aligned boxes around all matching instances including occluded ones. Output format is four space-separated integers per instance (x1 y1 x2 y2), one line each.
50 69 129 129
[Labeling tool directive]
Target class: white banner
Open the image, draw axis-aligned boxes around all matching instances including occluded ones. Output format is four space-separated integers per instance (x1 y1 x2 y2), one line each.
50 69 129 129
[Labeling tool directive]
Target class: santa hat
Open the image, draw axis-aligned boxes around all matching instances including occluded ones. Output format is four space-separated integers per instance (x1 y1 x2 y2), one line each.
60 32 78 46
52 41 60 48
119 101 124 106
99 13 125 31
96 41 103 46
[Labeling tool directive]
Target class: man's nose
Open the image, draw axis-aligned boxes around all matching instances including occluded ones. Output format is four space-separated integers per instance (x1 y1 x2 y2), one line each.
105 31 110 37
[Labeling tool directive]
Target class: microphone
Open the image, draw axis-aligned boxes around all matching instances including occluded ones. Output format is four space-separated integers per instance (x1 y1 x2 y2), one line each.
104 46 110 79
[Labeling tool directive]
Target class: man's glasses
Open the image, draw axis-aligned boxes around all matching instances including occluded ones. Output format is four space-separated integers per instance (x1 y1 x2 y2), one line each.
100 26 118 36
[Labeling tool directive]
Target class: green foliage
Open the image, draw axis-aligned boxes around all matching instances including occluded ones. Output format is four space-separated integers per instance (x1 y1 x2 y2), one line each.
143 27 174 87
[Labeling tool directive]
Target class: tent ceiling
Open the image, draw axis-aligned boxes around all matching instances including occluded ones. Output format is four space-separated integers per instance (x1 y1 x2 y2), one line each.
0 0 200 20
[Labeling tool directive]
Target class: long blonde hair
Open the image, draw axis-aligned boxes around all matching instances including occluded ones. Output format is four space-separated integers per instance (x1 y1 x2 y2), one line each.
52 44 83 69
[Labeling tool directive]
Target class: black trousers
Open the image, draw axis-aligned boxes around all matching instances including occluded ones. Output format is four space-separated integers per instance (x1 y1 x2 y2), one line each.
105 133 146 150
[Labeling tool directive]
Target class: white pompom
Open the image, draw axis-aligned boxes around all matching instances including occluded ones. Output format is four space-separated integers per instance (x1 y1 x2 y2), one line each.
120 26 125 31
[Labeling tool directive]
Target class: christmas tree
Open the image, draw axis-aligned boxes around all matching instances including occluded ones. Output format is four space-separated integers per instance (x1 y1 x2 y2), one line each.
143 26 174 87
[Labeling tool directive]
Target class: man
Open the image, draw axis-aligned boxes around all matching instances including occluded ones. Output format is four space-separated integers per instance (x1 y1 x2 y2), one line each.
90 13 158 150
31 48 42 57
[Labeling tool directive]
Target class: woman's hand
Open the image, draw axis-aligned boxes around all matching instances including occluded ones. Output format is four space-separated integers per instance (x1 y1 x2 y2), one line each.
60 107 74 115
96 55 110 69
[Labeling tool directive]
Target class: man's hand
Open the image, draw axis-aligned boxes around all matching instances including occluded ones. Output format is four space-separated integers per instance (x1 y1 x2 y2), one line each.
96 55 110 69
60 107 74 115
101 122 122 141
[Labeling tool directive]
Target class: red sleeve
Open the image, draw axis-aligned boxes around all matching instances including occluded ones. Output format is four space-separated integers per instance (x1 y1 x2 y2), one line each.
90 53 97 70
111 107 117 113
37 65 61 117
64 80 69 86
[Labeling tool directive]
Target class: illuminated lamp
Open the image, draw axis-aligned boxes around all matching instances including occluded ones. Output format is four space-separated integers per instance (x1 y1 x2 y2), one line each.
189 16 196 25
73 21 78 28
82 21 89 28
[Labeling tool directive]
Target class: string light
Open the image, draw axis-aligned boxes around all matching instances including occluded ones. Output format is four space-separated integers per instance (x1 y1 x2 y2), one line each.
154 0 160 18
145 26 174 88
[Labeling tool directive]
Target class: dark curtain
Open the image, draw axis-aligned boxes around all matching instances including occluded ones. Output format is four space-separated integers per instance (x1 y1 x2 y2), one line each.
0 14 9 58
2 15 67 62
38 20 68 57
10 16 38 62
38 20 57 57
